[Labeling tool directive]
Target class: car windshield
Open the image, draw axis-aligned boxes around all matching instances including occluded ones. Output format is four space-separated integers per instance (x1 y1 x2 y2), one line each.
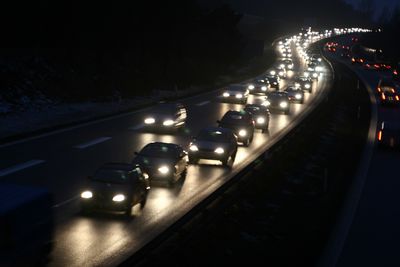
267 93 287 100
93 169 132 184
139 144 177 158
197 130 229 142
221 112 250 125
151 104 176 115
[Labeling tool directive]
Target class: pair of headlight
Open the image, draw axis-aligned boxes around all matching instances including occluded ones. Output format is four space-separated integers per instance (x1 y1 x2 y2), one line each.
144 117 174 126
80 191 126 202
189 144 224 154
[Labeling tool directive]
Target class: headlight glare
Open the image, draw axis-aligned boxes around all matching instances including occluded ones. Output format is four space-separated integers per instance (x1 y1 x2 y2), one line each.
238 129 247 137
112 194 125 202
163 119 174 126
214 147 224 154
280 101 288 108
295 93 302 100
144 117 155 124
257 117 265 124
189 145 199 151
248 85 255 90
81 191 93 199
158 165 170 174
223 92 229 97
236 93 243 99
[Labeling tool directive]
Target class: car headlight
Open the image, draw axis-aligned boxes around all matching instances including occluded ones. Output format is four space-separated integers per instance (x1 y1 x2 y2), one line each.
304 72 309 77
295 83 300 88
144 117 155 124
280 64 285 68
163 119 174 126
81 191 93 199
238 129 247 137
270 70 276 75
316 66 323 72
280 101 288 108
305 84 311 89
263 100 271 107
256 117 265 124
288 64 293 69
312 73 318 78
223 92 229 97
273 82 277 85
261 86 267 91
158 165 170 174
189 144 199 151
112 194 125 202
214 147 224 154
236 93 243 99
295 93 302 100
248 85 255 90
279 71 284 76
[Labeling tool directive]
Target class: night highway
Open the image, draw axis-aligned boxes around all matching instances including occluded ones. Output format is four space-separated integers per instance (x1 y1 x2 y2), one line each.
1 1 400 267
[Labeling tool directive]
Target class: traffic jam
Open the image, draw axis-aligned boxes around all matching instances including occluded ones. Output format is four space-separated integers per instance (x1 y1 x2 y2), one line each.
324 29 400 148
79 28 368 217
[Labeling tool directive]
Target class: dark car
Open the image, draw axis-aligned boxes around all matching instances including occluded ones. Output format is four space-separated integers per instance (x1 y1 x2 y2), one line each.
80 163 150 216
217 110 255 146
188 127 238 167
264 91 291 114
294 76 313 93
284 86 305 104
377 121 400 148
265 75 280 90
244 104 270 133
220 84 249 104
143 102 187 131
379 88 400 106
247 78 270 95
132 142 188 186
377 78 397 94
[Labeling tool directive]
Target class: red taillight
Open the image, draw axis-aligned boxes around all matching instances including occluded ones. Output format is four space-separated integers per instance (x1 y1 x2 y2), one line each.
396 95 399 101
360 59 364 63
378 130 382 141
394 70 398 75
374 64 380 68
352 58 355 62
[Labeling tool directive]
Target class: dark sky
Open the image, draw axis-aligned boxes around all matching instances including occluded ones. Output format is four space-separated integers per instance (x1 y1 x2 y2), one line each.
345 0 398 19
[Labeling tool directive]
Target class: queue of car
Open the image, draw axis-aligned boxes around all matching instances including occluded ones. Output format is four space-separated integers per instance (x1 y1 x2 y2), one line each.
78 27 363 217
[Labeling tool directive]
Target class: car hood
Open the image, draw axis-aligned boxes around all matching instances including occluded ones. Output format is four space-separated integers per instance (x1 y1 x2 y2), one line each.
193 140 230 150
133 156 176 169
86 181 131 195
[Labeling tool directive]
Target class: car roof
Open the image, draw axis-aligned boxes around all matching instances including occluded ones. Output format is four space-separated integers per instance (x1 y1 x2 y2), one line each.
143 142 180 149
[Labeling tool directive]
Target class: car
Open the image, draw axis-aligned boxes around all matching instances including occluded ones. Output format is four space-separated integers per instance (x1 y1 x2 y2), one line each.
304 70 319 81
143 102 187 131
132 142 188 186
247 78 270 95
379 88 400 106
281 59 294 70
294 76 313 92
220 84 249 104
284 86 305 104
377 78 397 94
377 121 400 148
243 104 270 133
217 110 255 146
264 91 291 115
265 75 280 90
80 163 150 216
351 56 364 65
188 127 238 167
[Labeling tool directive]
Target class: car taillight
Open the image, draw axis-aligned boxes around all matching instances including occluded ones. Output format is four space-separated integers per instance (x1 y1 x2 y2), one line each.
396 95 399 101
378 130 382 141
377 87 381 92
381 93 386 100
352 58 355 62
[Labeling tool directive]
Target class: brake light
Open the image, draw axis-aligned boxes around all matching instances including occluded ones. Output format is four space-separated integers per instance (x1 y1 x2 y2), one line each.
396 95 399 101
381 93 386 100
377 87 381 92
378 130 382 141
352 58 355 62
360 59 364 63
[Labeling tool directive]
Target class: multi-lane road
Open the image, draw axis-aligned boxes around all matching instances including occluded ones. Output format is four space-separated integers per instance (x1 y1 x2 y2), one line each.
0 35 334 266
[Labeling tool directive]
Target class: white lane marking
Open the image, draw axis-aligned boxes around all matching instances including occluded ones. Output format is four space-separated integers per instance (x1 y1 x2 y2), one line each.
53 195 79 208
196 101 210 106
0 160 46 177
130 123 144 130
75 137 112 149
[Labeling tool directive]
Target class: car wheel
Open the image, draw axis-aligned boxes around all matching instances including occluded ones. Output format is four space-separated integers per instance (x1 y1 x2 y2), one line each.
243 138 250 147
188 156 199 164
